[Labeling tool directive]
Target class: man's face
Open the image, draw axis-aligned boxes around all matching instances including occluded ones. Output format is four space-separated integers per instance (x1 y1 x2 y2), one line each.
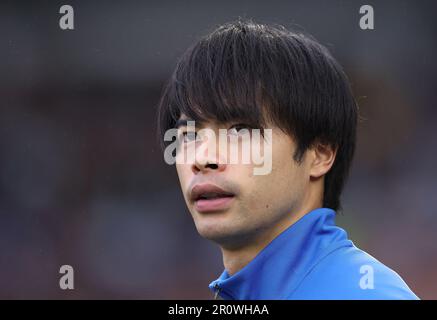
175 117 313 249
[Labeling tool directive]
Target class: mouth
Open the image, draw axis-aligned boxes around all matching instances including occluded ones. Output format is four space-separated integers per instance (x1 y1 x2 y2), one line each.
190 183 236 213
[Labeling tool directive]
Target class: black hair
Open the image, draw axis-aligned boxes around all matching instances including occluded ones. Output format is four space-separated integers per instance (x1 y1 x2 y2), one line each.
157 20 358 212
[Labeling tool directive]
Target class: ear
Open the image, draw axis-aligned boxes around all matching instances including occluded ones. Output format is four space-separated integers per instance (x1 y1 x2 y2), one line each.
309 143 337 179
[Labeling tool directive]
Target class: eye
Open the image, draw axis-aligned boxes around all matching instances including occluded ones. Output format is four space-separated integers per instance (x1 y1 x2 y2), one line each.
228 124 252 136
180 130 197 143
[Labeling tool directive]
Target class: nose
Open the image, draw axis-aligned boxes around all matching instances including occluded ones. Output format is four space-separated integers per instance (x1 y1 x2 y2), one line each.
191 133 227 174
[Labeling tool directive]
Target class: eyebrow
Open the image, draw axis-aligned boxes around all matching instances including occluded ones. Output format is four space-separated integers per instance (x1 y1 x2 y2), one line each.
175 119 202 129
175 119 189 129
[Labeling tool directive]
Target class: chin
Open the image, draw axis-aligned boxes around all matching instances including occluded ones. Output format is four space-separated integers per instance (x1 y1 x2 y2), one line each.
194 220 253 248
195 220 237 242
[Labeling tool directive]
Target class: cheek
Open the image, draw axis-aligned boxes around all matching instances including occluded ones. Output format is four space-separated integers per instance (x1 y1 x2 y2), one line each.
271 150 304 191
246 166 304 222
255 133 305 202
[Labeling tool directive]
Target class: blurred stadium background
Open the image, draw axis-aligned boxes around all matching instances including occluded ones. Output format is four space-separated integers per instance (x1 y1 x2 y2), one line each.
0 0 436 299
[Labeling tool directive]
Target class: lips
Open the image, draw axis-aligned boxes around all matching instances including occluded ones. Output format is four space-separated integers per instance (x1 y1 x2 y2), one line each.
190 183 235 213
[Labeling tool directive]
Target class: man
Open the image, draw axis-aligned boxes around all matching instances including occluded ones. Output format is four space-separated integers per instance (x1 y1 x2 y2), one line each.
157 20 418 299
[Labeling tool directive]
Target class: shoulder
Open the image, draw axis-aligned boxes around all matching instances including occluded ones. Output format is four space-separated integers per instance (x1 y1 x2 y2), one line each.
289 244 419 300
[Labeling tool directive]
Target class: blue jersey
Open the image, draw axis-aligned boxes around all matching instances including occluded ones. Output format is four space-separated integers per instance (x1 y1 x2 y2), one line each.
209 208 419 300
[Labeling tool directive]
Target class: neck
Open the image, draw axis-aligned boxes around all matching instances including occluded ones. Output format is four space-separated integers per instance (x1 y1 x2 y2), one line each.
220 201 322 276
